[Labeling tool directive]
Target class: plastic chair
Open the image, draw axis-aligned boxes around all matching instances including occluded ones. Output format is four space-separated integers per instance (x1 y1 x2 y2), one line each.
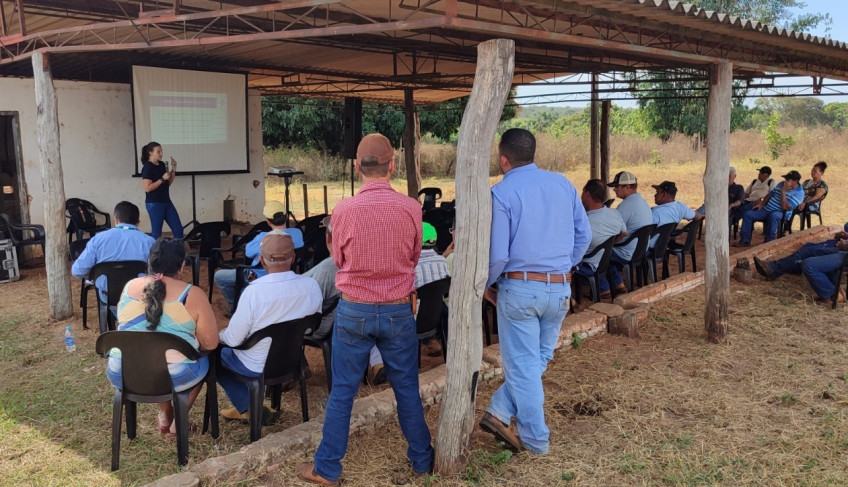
647 223 677 282
65 198 110 245
482 298 498 346
296 214 329 273
830 252 848 310
303 301 338 393
95 331 218 470
185 221 231 288
612 224 656 291
572 235 618 304
208 221 271 300
667 220 700 274
0 212 46 260
416 277 451 367
789 194 826 232
86 260 148 334
221 313 321 442
418 187 442 211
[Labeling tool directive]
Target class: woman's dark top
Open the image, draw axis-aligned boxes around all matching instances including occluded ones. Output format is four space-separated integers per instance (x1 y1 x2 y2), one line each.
142 161 171 204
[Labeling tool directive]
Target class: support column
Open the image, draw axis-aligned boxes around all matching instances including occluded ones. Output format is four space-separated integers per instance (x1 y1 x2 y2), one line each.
590 74 600 179
32 51 72 320
434 38 514 475
403 89 421 198
600 99 611 200
705 60 732 343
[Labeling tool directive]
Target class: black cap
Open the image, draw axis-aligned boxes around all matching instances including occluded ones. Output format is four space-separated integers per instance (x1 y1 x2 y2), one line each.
758 166 772 175
782 170 802 181
651 181 678 196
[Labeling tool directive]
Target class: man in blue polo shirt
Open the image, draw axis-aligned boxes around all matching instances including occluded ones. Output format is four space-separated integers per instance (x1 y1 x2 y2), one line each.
649 181 702 249
734 170 804 247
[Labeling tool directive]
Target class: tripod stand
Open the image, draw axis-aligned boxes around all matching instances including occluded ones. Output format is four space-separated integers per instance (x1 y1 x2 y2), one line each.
268 170 303 227
182 174 201 235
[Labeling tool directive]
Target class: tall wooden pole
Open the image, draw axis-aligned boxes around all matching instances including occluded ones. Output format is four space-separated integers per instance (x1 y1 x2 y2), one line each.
590 74 600 179
600 99 611 201
705 60 732 343
403 89 420 198
32 51 73 320
434 38 514 475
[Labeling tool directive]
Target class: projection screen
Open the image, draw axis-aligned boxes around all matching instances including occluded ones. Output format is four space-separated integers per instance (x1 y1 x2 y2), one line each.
132 66 248 174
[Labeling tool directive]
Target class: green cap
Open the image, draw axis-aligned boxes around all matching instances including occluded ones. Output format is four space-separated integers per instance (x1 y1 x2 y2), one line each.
422 222 438 248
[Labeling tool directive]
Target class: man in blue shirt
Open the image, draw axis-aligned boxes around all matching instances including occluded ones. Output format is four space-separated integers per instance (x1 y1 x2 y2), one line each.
71 201 155 302
481 128 591 455
734 170 805 247
214 200 304 312
604 171 652 293
649 181 702 249
575 179 627 279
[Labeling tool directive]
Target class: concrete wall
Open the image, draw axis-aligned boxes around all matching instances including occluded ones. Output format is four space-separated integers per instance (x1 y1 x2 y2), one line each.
0 77 265 231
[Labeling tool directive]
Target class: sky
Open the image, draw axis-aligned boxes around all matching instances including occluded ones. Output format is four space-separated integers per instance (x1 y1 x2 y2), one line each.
515 0 848 107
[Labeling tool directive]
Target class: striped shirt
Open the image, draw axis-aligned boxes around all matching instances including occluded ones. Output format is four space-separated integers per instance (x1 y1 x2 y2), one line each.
332 181 422 302
415 249 450 289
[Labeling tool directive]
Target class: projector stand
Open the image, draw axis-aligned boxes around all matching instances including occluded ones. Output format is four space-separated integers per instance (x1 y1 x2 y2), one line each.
182 174 200 234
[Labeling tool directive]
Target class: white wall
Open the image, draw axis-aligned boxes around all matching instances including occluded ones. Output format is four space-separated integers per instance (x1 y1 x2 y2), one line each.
0 77 265 232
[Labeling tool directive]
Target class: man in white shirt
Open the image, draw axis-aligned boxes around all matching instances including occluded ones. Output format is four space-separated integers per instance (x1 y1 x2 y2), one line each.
217 231 323 420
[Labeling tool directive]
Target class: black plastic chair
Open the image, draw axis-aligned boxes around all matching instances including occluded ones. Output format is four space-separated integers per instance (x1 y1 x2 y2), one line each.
603 198 615 208
418 187 442 211
303 301 338 393
86 260 148 334
221 313 320 442
416 277 451 367
297 214 329 273
185 221 231 288
612 224 656 291
646 223 677 282
95 331 217 470
208 221 271 300
482 298 498 346
572 235 618 304
667 220 700 274
65 198 110 245
0 212 46 260
830 252 848 310
789 194 826 232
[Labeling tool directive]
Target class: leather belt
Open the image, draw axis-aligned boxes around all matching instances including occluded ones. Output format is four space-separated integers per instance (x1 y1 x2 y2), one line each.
503 271 571 283
341 293 411 305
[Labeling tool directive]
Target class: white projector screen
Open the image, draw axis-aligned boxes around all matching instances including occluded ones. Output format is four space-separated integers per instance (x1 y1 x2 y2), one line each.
132 66 248 174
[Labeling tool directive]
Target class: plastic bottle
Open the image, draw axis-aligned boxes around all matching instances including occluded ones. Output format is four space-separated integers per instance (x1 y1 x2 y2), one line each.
64 325 76 352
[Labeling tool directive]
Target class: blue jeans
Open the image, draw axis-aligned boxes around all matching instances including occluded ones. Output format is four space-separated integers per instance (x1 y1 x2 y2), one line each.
313 300 433 481
739 209 782 243
146 202 184 239
107 355 208 392
802 251 846 299
488 276 570 454
600 254 628 292
769 241 838 278
216 347 262 413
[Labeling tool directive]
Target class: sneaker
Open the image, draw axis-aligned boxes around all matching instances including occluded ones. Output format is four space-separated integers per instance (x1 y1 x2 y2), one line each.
753 256 776 281
367 364 387 385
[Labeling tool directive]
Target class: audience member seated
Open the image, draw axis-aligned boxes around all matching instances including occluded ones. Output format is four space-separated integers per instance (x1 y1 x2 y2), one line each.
214 201 304 313
797 161 828 215
217 231 322 421
366 222 449 385
734 170 804 247
696 166 745 218
753 222 848 306
649 181 702 249
603 171 652 294
574 179 627 298
302 216 340 340
106 238 219 437
732 166 776 225
72 201 155 303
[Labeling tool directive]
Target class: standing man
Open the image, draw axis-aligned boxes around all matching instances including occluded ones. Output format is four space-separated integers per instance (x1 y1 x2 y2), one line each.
298 134 433 486
481 128 591 454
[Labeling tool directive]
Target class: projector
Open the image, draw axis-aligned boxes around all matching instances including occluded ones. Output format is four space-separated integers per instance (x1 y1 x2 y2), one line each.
268 166 304 177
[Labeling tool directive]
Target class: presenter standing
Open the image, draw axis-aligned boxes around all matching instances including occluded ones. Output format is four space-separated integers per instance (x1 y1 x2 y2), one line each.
141 141 184 239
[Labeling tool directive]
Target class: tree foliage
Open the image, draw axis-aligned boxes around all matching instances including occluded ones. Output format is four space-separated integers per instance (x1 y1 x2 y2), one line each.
762 112 795 159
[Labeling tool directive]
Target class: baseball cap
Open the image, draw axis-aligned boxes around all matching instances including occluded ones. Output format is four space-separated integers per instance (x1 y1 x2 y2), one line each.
782 170 802 181
422 222 438 248
263 200 285 219
357 134 394 166
758 166 772 175
608 171 637 187
651 181 678 196
260 230 294 263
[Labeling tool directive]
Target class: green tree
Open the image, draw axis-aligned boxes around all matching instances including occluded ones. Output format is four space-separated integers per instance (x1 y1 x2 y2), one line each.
762 112 795 159
824 102 848 130
754 97 828 126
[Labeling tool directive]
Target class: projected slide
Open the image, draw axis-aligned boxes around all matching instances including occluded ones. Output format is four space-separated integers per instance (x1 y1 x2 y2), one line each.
132 66 248 174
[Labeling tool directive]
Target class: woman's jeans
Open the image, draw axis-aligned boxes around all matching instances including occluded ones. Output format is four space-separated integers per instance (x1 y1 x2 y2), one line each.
146 202 183 239
107 355 208 392
487 276 570 454
313 299 434 481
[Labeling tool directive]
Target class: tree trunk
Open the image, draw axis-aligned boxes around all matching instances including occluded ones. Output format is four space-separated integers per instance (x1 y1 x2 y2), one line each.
403 89 420 198
600 99 611 201
704 60 732 343
32 52 73 320
434 38 514 475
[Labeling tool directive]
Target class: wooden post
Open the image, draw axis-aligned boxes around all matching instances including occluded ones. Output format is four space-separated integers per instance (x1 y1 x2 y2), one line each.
434 38 514 475
323 185 328 215
32 51 73 320
403 89 421 198
600 99 611 201
705 60 732 343
590 74 600 179
302 183 309 218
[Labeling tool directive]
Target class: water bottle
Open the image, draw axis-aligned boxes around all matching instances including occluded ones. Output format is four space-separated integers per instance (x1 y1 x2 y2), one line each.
64 326 76 352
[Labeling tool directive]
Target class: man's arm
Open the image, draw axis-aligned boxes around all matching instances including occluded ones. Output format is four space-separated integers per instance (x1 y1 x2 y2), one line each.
487 194 509 287
219 298 252 347
570 194 592 266
70 238 98 279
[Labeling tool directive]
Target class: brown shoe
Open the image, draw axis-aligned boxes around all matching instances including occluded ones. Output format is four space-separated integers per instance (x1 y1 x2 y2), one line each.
423 339 443 357
296 462 338 486
367 363 387 385
479 412 523 452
